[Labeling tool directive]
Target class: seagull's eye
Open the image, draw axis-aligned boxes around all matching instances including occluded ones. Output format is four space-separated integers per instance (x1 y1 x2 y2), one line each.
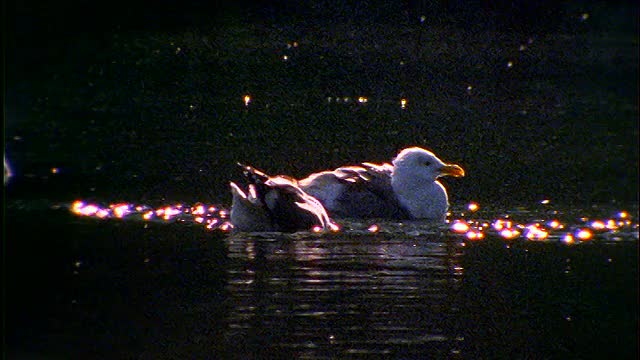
424 161 431 166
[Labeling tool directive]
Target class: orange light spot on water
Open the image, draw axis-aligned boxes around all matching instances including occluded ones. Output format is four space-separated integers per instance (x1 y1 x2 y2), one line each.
208 206 217 213
618 211 628 219
576 229 592 240
329 223 341 232
357 96 368 104
525 224 548 241
367 224 379 232
51 167 59 174
563 233 575 245
500 228 520 239
605 219 618 230
466 230 484 240
540 199 550 204
194 217 205 224
451 221 469 233
143 211 153 220
467 202 479 212
590 220 606 230
96 209 110 218
400 98 407 109
219 222 233 231
493 219 513 231
548 220 562 229
71 200 85 214
111 203 130 218
158 206 181 220
312 226 323 233
192 204 205 215
77 204 99 216
205 218 219 230
243 95 251 107
220 210 229 218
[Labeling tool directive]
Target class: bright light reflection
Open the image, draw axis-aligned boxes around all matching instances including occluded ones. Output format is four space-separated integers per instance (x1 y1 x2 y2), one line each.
547 220 562 229
500 228 520 239
524 224 548 241
111 204 130 218
466 230 484 240
243 95 251 107
467 202 479 212
590 220 606 230
71 200 234 232
400 98 407 109
367 224 379 232
493 219 513 231
451 221 469 233
576 229 592 240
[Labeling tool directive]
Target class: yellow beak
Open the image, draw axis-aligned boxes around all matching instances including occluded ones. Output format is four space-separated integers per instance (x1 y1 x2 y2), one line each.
440 164 465 178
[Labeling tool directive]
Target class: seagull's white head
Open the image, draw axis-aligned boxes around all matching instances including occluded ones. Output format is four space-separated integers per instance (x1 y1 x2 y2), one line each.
392 147 465 181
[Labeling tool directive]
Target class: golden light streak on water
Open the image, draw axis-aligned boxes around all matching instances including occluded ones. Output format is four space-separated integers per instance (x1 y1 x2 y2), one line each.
400 98 407 109
51 167 60 174
68 199 637 239
243 95 251 107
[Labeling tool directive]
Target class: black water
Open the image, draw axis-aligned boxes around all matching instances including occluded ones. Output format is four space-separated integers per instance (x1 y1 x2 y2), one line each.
5 1 639 359
5 203 638 359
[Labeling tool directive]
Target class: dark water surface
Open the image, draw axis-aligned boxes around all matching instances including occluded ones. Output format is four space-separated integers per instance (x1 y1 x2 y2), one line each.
5 1 639 358
5 202 638 359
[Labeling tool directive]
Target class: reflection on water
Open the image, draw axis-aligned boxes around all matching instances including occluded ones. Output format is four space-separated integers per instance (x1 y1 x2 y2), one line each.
224 233 465 358
67 199 638 245
7 199 635 357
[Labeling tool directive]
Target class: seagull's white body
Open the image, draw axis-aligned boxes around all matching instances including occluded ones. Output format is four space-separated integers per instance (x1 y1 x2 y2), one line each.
230 164 336 232
298 147 464 221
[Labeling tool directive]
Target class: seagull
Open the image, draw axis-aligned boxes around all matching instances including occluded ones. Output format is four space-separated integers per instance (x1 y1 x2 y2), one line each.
298 147 465 221
229 163 337 232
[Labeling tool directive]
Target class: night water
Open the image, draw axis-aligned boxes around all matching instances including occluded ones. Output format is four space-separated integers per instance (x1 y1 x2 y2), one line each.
5 200 638 359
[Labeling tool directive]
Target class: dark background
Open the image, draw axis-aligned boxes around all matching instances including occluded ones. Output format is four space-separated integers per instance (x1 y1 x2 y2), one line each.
4 0 639 207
